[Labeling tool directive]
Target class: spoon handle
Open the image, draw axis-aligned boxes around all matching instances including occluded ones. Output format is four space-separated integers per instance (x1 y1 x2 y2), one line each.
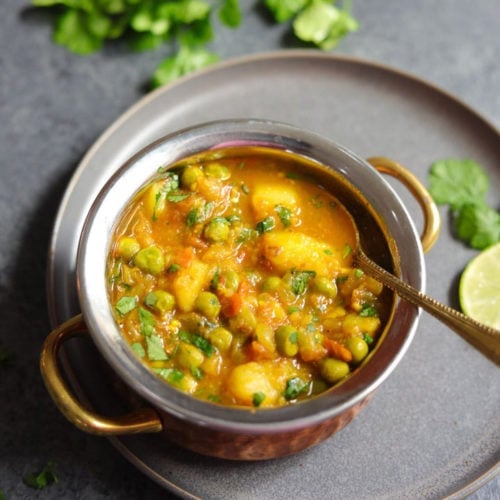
355 252 500 366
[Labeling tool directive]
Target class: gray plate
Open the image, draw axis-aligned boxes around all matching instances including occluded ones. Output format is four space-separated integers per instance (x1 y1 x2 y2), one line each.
47 51 499 500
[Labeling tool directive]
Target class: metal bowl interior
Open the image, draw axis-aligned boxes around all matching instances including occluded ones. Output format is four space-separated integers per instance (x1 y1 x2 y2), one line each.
77 119 424 434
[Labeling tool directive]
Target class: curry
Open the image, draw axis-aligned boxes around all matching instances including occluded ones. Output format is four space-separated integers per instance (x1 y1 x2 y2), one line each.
107 149 387 408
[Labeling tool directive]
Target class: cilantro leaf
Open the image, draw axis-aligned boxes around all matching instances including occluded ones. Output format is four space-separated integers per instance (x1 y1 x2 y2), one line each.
256 216 275 234
455 202 500 250
252 391 266 407
290 270 316 295
130 342 146 358
265 0 308 23
284 377 310 400
428 158 499 250
139 307 156 336
152 44 219 88
23 461 58 490
155 367 184 384
53 9 106 54
275 205 292 227
115 295 137 315
293 0 358 50
359 303 377 317
146 334 168 361
34 0 359 88
428 159 490 210
219 0 242 27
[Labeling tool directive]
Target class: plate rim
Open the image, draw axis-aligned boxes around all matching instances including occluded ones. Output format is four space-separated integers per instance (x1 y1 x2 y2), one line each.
46 49 500 500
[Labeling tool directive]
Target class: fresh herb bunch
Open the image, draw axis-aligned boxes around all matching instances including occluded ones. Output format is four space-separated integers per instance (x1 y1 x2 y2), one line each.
428 158 500 250
265 0 358 50
32 0 358 87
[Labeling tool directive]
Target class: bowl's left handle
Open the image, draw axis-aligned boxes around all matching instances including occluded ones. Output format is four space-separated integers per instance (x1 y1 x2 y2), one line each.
40 314 163 436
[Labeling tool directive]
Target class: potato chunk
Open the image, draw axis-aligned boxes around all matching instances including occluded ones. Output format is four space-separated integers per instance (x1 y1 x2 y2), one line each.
227 362 278 407
261 231 342 275
251 184 297 220
172 258 209 312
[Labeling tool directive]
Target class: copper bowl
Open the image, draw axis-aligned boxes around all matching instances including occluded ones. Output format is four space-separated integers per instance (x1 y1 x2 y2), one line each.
40 119 439 460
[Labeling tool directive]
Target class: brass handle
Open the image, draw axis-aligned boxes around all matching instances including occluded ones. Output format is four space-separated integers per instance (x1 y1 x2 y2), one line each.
367 156 441 253
40 314 163 435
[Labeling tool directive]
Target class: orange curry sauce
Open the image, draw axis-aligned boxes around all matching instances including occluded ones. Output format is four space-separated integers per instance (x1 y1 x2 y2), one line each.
107 151 385 408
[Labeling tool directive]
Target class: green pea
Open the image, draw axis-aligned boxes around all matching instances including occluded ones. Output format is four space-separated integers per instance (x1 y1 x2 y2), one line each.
204 218 230 243
145 290 175 315
219 269 240 294
313 276 338 298
205 162 231 180
116 237 140 260
181 165 204 189
275 325 299 357
177 342 205 370
195 291 221 320
344 337 369 364
261 276 281 292
320 358 350 384
134 246 165 275
209 327 233 352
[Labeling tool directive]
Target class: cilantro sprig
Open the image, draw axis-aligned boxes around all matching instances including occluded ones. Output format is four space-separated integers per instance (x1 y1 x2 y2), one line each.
32 0 358 87
428 159 500 250
266 0 358 50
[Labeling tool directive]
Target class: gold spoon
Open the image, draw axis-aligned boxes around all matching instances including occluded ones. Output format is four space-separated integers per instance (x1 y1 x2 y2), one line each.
351 235 500 366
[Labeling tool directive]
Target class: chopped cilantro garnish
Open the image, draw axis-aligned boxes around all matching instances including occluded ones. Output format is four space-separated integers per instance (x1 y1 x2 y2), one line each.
191 366 204 380
168 263 181 273
359 303 377 317
256 216 275 234
287 306 302 314
275 205 292 227
192 334 215 357
179 331 215 357
323 248 333 255
208 394 221 403
186 202 214 226
290 270 316 295
241 183 250 195
115 296 137 315
362 333 374 344
186 208 199 227
155 368 184 384
210 269 221 291
23 461 58 490
131 342 146 358
354 268 364 278
252 392 266 407
166 192 190 203
139 307 156 336
146 334 168 361
342 244 352 259
144 292 157 308
284 377 310 400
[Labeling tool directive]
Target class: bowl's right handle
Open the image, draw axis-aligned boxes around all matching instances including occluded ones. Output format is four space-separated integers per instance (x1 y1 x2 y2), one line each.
40 314 163 436
367 157 441 254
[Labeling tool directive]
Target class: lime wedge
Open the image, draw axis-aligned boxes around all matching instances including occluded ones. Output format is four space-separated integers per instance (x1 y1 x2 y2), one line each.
459 242 500 330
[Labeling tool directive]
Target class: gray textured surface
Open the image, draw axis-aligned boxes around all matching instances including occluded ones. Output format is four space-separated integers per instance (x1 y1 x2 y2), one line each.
0 1 499 499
